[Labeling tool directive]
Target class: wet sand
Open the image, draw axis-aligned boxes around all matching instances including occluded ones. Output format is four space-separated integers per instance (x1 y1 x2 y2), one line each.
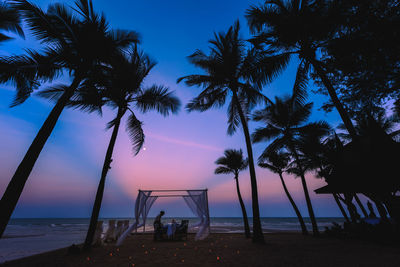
1 233 399 267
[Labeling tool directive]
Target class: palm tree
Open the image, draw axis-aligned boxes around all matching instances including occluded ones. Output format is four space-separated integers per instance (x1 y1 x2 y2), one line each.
246 0 358 139
0 0 139 238
258 150 308 235
0 0 24 43
215 149 251 238
177 21 274 243
82 47 180 249
252 95 330 236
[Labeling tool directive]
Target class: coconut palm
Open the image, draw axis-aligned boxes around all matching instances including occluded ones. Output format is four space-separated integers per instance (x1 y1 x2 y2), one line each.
258 150 308 235
0 0 24 43
81 46 180 249
177 21 275 243
215 149 251 238
0 0 139 238
338 109 400 142
246 0 358 139
252 95 330 236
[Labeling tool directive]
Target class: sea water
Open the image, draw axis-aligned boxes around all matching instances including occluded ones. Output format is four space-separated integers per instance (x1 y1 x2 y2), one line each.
0 217 344 262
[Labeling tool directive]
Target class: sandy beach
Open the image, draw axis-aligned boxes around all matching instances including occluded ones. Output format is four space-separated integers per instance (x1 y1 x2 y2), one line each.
1 233 399 267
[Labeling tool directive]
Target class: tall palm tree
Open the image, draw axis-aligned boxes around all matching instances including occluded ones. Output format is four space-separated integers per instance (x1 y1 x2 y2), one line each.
81 47 180 249
0 0 24 43
215 149 251 238
177 21 275 243
252 95 330 236
258 150 308 235
246 0 358 139
0 0 139 238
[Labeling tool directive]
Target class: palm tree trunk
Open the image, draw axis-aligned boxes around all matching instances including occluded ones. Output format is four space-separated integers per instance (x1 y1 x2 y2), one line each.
354 194 368 218
289 143 319 236
232 91 264 243
333 193 350 223
83 108 123 250
309 58 357 140
0 77 81 238
343 194 360 222
278 173 308 235
234 173 251 238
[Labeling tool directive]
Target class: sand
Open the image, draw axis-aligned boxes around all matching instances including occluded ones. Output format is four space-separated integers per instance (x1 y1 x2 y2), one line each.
1 233 399 267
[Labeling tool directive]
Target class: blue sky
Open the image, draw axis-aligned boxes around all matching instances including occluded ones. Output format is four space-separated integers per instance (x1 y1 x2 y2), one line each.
0 0 349 218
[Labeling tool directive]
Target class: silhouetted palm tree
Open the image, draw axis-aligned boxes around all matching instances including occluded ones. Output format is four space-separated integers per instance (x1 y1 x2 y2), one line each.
246 0 357 139
0 0 24 43
82 47 180 249
252 95 330 236
258 150 308 235
178 21 273 243
0 0 139 238
215 149 251 238
338 109 400 142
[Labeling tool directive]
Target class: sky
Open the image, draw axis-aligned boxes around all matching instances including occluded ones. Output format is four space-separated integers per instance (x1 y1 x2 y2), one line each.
0 0 353 219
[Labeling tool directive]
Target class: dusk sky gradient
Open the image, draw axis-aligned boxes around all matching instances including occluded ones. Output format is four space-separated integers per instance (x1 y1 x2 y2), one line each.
0 0 355 219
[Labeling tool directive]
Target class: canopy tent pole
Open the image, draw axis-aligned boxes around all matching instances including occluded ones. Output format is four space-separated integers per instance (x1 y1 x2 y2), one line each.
205 189 210 234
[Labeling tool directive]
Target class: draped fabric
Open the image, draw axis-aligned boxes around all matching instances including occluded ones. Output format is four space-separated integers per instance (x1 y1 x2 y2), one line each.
183 190 210 240
117 189 210 245
116 191 158 246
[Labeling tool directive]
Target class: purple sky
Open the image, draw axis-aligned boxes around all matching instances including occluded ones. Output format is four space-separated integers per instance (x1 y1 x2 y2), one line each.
0 0 352 218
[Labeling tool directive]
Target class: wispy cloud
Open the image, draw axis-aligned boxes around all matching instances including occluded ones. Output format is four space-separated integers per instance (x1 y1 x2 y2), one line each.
147 133 223 152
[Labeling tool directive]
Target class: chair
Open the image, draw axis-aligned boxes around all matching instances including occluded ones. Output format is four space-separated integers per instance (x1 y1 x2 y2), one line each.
104 220 116 242
174 220 189 241
115 220 124 240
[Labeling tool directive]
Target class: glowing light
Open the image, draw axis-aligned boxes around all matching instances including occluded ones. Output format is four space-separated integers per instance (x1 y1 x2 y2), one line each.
217 256 220 260
109 253 113 256
181 259 185 263
143 147 147 151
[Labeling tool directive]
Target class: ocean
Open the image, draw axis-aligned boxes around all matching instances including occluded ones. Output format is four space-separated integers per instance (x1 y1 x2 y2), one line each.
0 217 345 263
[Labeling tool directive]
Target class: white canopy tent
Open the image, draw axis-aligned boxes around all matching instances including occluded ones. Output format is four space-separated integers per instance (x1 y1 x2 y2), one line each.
116 189 210 246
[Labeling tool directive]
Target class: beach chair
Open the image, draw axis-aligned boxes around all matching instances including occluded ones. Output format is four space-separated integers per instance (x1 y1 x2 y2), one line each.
104 220 116 242
92 221 103 247
174 220 189 241
123 220 129 232
115 220 124 239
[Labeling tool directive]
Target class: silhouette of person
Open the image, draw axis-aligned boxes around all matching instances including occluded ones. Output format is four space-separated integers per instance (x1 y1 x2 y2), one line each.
154 210 165 226
367 201 377 218
153 211 165 241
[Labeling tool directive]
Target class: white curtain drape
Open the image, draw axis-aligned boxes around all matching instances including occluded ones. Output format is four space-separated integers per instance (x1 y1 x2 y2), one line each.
116 191 157 246
183 190 210 240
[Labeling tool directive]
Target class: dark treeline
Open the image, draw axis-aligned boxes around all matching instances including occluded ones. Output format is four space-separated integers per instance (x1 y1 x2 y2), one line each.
0 0 399 248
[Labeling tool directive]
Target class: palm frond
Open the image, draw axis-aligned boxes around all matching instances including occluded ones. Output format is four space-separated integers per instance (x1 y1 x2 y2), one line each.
126 112 144 155
186 87 227 112
214 166 233 175
227 99 240 136
0 1 24 39
252 124 281 143
292 60 309 106
135 85 181 116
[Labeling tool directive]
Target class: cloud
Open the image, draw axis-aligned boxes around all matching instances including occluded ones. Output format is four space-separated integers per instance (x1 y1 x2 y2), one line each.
146 132 223 152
